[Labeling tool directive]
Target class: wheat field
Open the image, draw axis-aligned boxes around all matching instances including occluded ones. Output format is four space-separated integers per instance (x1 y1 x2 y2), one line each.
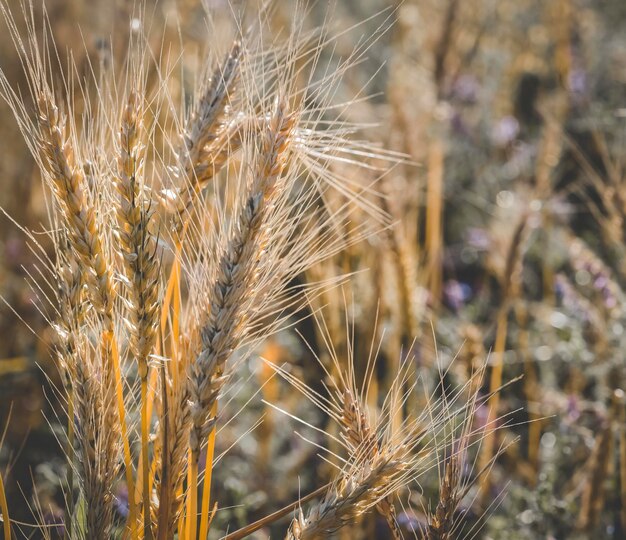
0 1 625 539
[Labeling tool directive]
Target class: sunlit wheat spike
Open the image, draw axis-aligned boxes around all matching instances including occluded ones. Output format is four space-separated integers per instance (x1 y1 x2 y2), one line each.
285 453 409 540
37 94 116 326
188 94 296 457
153 367 192 538
115 89 160 375
71 336 121 539
166 40 243 231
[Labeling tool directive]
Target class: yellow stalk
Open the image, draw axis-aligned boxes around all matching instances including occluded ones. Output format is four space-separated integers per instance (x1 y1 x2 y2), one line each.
479 306 508 501
134 365 159 524
425 137 444 308
177 487 186 539
107 332 138 538
162 256 182 386
172 260 181 350
187 451 199 540
199 404 218 539
0 467 11 540
137 250 175 522
65 391 75 540
145 368 160 438
141 377 153 540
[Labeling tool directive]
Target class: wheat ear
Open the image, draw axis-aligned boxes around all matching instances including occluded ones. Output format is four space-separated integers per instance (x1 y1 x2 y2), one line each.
427 452 461 540
187 95 295 456
115 89 160 539
166 40 242 233
153 359 192 538
37 94 116 324
69 335 120 539
285 453 409 540
341 388 402 539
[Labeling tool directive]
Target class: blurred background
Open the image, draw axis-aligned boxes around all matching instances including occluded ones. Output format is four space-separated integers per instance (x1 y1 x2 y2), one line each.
2 0 626 538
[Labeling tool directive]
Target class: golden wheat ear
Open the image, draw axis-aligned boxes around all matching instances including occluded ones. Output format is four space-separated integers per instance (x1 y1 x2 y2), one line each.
174 5 403 531
269 310 520 540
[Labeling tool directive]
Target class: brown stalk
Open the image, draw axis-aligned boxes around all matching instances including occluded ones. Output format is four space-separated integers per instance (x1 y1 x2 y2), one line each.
577 422 612 530
515 302 540 480
617 390 626 533
433 0 460 97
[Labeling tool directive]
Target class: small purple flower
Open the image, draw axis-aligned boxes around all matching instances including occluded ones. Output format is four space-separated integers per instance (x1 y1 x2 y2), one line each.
568 68 587 98
491 116 519 147
443 280 472 311
115 483 130 518
43 508 65 537
450 111 470 137
396 510 424 533
474 397 490 431
466 228 491 250
566 395 581 422
593 275 608 290
452 74 480 104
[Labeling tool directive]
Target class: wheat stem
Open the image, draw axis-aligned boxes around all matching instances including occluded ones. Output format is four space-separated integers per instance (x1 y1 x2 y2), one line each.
0 467 10 540
199 404 217 540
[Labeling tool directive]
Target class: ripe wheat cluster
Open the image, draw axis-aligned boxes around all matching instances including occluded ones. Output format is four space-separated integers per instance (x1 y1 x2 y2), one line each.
0 1 498 539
